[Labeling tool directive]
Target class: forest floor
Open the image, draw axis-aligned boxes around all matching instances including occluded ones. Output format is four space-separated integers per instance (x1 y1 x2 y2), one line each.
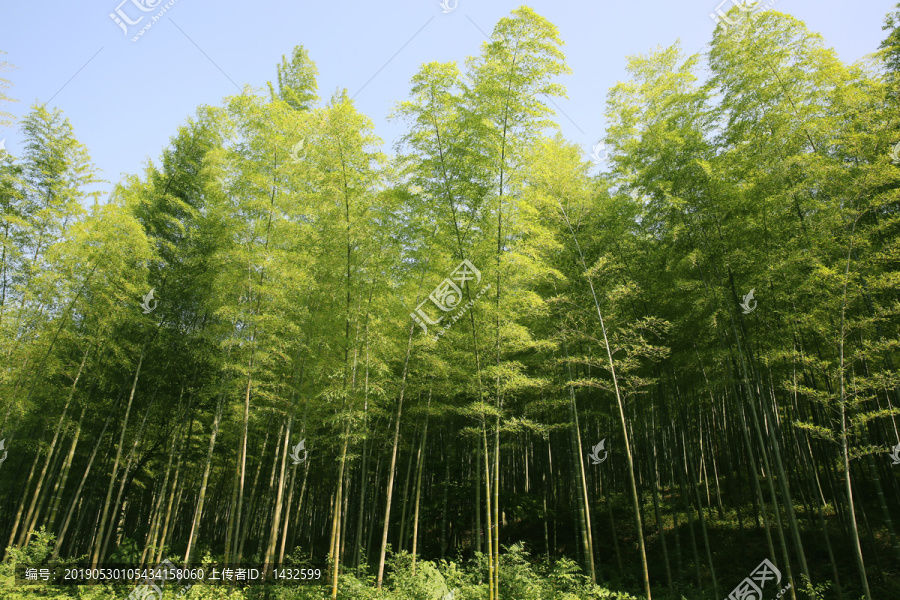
0 534 875 600
1 491 895 599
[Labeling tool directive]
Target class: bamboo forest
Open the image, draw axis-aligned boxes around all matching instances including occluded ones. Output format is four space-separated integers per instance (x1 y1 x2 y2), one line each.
2 3 900 599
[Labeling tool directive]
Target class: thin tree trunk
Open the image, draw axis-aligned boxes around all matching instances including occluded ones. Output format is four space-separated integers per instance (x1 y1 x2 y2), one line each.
366 454 383 564
24 420 68 543
376 322 415 588
142 387 185 568
605 474 623 578
278 461 297 565
237 424 272 563
483 420 494 600
231 372 254 567
650 406 673 596
475 438 482 559
353 375 370 570
680 415 719 599
860 426 900 561
557 203 651 600
838 234 872 600
156 402 192 565
411 391 430 574
730 345 799 600
721 301 801 600
397 425 417 551
52 415 111 559
562 337 596 583
808 438 843 597
184 397 223 566
47 407 85 533
441 432 449 561
492 410 500 600
291 458 311 557
263 415 291 577
330 419 351 598
91 345 145 568
17 347 88 546
753 358 810 583
141 434 173 568
542 463 550 564
99 389 157 562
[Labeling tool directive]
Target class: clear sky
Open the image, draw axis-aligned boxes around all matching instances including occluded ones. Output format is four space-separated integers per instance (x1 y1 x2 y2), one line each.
0 0 894 198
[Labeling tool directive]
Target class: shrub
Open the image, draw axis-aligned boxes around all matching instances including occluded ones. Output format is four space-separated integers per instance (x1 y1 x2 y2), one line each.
386 551 453 600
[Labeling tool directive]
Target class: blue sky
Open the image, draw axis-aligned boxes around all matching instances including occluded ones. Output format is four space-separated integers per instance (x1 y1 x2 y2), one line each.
0 0 894 198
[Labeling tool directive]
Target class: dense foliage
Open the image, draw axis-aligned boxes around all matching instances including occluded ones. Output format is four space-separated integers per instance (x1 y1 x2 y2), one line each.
2 5 900 599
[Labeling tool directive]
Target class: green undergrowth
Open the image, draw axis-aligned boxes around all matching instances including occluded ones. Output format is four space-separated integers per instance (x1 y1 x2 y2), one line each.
0 530 867 600
1 533 641 599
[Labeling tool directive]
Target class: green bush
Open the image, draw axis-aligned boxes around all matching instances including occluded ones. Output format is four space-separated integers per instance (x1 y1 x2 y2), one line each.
0 538 644 600
385 551 453 600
